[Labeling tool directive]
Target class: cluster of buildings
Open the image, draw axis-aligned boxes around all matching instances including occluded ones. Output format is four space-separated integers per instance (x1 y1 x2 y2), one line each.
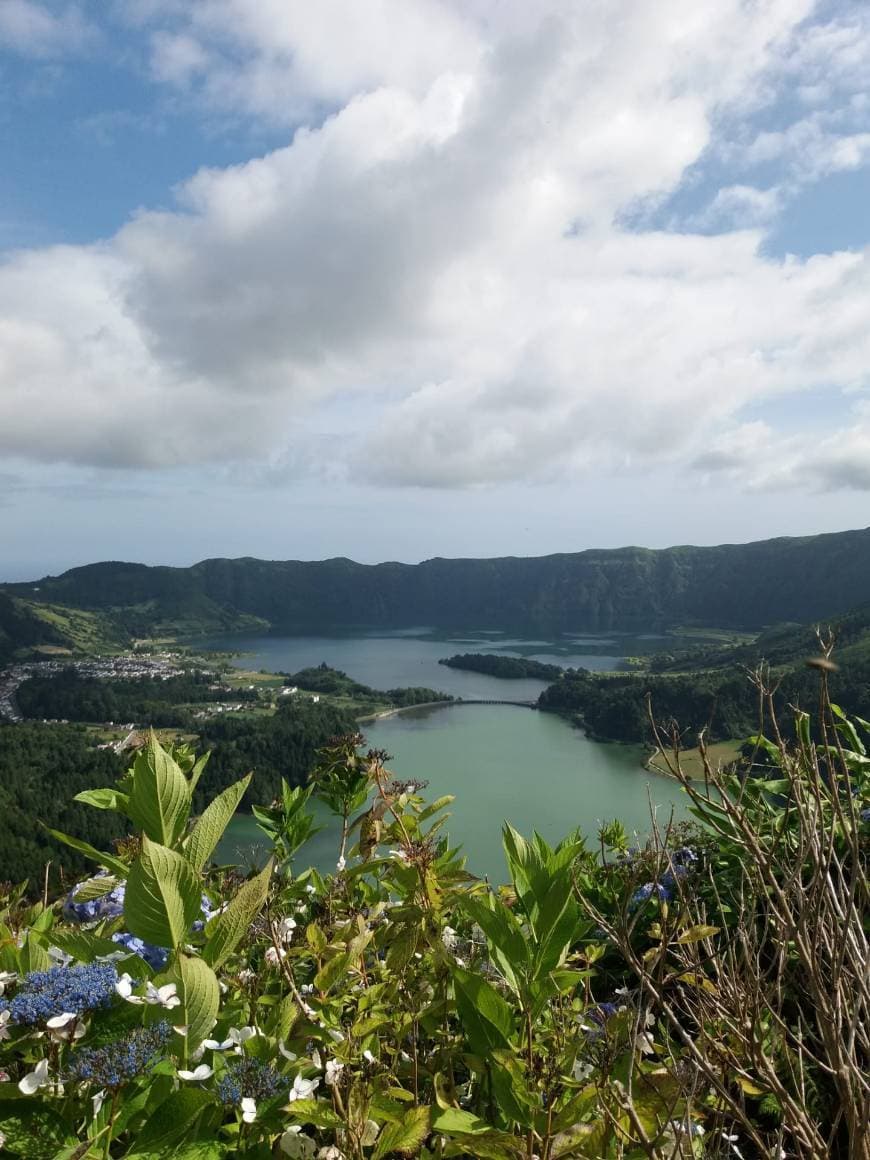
0 655 185 723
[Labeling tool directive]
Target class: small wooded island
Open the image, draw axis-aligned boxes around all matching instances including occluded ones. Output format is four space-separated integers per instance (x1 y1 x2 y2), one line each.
439 652 564 680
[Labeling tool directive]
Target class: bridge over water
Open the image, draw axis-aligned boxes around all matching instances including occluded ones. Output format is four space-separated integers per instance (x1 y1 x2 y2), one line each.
452 698 538 708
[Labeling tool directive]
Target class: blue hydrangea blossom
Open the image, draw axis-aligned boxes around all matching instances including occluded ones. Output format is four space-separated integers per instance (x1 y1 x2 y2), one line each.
9 964 118 1025
67 1022 171 1088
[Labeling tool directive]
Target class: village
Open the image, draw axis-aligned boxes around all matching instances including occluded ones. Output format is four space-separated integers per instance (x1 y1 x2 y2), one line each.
0 654 185 723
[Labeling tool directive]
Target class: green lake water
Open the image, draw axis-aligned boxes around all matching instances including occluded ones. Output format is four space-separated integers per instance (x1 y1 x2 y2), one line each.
219 700 689 883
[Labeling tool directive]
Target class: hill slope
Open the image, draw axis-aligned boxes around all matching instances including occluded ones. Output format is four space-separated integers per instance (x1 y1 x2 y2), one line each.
4 526 870 640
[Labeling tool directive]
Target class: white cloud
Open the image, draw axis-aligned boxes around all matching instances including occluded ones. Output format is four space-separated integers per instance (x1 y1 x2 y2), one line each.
3 0 870 495
0 0 95 57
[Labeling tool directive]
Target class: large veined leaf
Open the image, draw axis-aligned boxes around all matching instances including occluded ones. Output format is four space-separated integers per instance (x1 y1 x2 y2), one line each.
0 1100 76 1159
45 828 128 877
461 894 528 996
531 883 579 981
202 860 272 969
127 736 192 847
185 773 252 871
173 954 220 1048
125 836 202 950
73 787 130 812
372 1104 431 1160
126 1088 215 1157
451 966 514 1056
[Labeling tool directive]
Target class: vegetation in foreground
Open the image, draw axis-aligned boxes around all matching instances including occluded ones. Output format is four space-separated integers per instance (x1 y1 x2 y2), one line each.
0 657 867 1158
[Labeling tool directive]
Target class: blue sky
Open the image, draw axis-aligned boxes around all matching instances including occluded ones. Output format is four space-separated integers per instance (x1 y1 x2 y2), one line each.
2 0 870 579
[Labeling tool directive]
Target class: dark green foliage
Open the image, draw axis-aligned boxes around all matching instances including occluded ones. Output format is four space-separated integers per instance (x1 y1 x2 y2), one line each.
196 698 358 807
539 658 870 743
0 678 867 1157
0 594 64 664
287 663 452 707
440 652 564 680
8 525 870 635
0 724 124 886
16 669 255 728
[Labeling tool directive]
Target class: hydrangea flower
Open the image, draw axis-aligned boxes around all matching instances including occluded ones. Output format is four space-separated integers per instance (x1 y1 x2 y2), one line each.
63 877 125 924
630 881 673 908
178 1063 214 1081
286 1071 320 1102
66 1023 171 1088
215 1057 289 1108
579 1002 622 1037
19 1058 51 1095
115 974 180 1009
191 895 217 933
110 933 169 972
9 964 118 1026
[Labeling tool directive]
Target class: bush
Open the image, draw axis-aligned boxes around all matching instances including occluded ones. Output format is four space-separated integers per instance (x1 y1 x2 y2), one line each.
0 664 866 1158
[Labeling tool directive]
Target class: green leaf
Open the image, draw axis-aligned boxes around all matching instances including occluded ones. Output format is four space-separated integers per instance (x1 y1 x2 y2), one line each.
501 824 536 915
372 1104 431 1160
185 774 252 871
315 951 351 993
44 829 128 877
432 1108 493 1135
73 787 130 812
461 895 528 995
0 1099 76 1159
202 860 272 970
69 875 120 902
173 954 220 1048
306 922 328 954
452 967 514 1056
675 925 720 945
125 836 202 950
129 1144 225 1160
19 935 51 974
285 1098 343 1129
532 885 578 980
127 1087 215 1156
47 929 125 962
127 737 192 848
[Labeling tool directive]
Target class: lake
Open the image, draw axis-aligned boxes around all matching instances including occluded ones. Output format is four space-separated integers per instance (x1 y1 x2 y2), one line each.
213 629 690 880
203 626 661 701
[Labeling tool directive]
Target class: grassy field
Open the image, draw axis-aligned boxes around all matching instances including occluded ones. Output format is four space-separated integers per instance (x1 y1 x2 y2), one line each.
28 602 122 654
646 738 743 780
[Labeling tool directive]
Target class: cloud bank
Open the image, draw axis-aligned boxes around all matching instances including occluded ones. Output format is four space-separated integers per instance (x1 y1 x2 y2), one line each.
2 0 870 489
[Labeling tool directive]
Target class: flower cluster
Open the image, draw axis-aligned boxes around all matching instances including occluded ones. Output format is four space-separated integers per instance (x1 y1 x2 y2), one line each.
110 932 169 972
630 846 698 908
216 1057 289 1107
580 1001 622 1038
63 878 126 924
192 894 217 933
9 964 118 1025
66 1022 171 1088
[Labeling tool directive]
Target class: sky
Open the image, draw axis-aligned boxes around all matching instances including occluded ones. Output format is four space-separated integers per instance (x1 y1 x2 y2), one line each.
2 0 870 580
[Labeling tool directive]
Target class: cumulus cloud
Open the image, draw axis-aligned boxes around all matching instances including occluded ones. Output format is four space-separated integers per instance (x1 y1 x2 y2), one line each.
2 0 870 491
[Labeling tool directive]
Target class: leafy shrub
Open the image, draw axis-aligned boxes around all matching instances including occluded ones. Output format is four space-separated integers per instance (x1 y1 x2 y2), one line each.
0 664 866 1158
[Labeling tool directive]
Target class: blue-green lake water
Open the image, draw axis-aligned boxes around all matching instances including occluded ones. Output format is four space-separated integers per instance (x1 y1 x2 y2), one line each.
214 630 690 881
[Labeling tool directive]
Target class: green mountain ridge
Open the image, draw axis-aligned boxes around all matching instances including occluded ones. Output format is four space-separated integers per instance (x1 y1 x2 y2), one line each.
4 526 870 648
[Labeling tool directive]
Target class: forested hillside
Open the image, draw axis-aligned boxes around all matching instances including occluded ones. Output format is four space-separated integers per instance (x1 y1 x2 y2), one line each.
5 525 870 638
539 603 870 744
